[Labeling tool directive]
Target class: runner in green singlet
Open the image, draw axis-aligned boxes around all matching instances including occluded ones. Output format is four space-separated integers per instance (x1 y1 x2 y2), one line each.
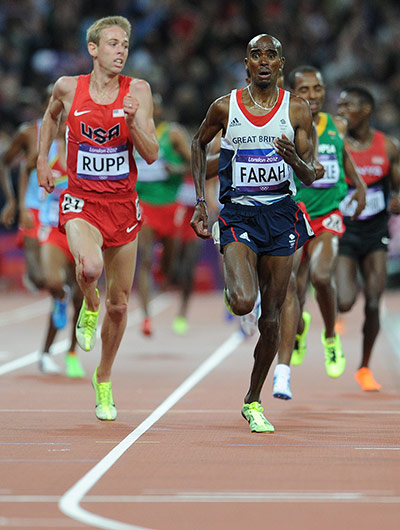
286 65 366 379
135 95 191 336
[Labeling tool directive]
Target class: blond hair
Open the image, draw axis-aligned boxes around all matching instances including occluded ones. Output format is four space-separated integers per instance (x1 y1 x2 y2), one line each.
86 16 131 45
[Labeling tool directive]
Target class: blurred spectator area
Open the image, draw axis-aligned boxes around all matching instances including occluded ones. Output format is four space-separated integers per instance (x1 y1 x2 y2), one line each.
1 0 399 132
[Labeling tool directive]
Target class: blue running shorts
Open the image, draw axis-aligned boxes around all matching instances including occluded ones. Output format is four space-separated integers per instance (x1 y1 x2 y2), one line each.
218 196 314 256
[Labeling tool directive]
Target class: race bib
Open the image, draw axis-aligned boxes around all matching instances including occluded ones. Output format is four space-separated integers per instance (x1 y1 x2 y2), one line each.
311 154 340 188
61 193 84 214
322 212 343 233
340 187 385 220
77 143 129 181
233 151 289 192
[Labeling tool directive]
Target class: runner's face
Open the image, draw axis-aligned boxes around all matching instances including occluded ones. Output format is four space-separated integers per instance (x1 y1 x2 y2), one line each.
337 92 365 131
96 25 129 73
245 37 284 89
293 72 325 115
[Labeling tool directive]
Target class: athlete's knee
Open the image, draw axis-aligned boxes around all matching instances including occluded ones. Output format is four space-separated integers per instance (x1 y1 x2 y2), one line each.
106 297 128 321
229 291 256 316
311 269 332 292
77 256 103 284
338 291 356 313
338 298 353 313
44 276 64 294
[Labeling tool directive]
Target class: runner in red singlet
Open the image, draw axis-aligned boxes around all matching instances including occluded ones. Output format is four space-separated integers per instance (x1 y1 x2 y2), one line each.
36 16 158 421
336 86 400 391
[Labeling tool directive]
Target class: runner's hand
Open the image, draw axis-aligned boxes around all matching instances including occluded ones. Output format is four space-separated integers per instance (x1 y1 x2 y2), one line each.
37 163 54 193
123 94 139 124
348 187 366 220
190 202 211 239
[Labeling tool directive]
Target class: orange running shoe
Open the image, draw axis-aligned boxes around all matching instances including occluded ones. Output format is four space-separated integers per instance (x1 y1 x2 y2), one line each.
141 318 153 336
355 367 381 391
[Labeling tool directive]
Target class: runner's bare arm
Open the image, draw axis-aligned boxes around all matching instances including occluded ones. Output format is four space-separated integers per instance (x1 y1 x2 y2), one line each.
124 79 158 164
275 95 316 186
191 96 228 239
37 77 75 193
0 124 37 226
343 147 366 219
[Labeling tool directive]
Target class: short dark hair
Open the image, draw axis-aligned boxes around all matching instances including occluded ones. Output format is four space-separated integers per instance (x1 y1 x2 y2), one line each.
340 86 375 111
288 65 321 89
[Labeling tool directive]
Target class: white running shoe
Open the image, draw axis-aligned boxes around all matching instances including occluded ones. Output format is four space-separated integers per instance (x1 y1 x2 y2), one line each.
273 364 292 400
240 292 261 337
39 354 61 374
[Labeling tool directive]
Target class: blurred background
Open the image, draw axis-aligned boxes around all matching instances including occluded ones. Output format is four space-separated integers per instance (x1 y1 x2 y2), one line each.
1 0 400 289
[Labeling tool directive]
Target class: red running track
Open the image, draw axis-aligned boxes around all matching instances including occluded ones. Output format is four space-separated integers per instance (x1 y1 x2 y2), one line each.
0 287 399 529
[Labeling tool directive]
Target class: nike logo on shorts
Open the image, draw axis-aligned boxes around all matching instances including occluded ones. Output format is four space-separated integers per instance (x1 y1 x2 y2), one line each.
126 222 139 233
74 110 91 116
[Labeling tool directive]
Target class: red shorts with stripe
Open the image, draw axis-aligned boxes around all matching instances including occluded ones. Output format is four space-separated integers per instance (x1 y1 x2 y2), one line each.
58 190 142 250
16 208 40 247
174 204 197 242
38 225 74 263
140 201 180 238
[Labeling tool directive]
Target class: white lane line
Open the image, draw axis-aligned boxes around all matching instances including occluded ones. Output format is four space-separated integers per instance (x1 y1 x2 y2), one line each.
59 330 244 530
0 341 69 376
354 447 400 451
0 294 171 376
0 297 51 326
3 491 400 504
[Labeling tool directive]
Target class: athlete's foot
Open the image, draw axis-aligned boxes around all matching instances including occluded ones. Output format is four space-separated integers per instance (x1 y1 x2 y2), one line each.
39 353 61 374
65 351 85 378
241 402 274 433
291 311 311 366
92 367 117 421
273 364 292 400
141 318 153 336
322 331 346 378
75 289 100 351
172 315 188 335
355 367 381 391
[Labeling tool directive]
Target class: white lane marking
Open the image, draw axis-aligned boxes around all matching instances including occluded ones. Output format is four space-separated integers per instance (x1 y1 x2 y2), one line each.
0 341 69 376
3 491 400 503
354 447 400 451
0 294 171 376
0 297 51 326
59 330 244 530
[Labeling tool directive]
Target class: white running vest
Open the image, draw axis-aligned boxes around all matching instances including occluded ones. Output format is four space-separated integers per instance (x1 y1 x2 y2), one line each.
219 88 295 205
